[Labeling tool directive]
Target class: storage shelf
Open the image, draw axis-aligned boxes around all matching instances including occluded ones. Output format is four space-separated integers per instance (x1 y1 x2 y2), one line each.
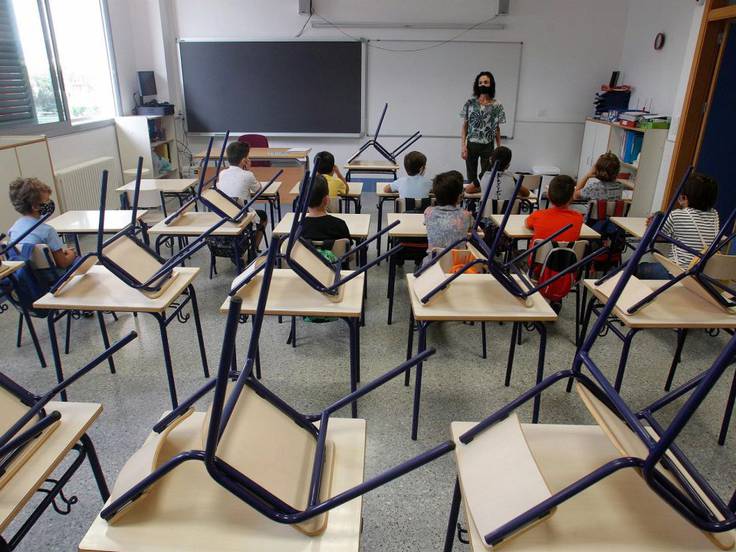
151 138 174 148
620 161 638 171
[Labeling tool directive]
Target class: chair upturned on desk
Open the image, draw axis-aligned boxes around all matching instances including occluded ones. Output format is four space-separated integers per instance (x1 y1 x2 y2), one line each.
79 415 364 552
221 268 365 417
33 265 208 408
116 178 197 216
405 273 557 440
48 210 149 254
343 160 399 183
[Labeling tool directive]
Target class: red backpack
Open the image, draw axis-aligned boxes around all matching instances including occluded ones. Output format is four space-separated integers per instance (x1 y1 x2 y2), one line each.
529 240 586 302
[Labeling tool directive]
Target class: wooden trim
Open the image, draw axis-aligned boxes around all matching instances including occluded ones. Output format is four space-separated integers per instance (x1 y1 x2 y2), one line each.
709 5 736 22
0 137 47 151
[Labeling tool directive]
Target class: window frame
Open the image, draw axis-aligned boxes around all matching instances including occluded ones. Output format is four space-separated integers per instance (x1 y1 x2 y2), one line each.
1 0 121 136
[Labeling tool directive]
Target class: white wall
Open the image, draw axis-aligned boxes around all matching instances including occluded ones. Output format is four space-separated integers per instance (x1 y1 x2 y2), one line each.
169 0 628 178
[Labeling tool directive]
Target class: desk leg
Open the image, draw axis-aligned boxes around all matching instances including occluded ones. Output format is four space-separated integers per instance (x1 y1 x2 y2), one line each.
79 433 110 500
188 285 210 378
347 317 360 418
444 478 462 552
719 368 736 445
613 328 640 393
664 329 688 391
153 313 178 408
275 192 282 222
411 321 429 440
481 321 487 359
46 312 66 401
95 312 116 374
505 322 519 386
405 310 415 385
72 234 82 256
20 306 46 367
532 322 547 423
376 197 384 258
387 242 397 325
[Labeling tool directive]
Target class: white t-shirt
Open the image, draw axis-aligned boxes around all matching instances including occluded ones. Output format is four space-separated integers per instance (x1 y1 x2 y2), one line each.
217 165 261 204
479 170 517 201
389 174 432 199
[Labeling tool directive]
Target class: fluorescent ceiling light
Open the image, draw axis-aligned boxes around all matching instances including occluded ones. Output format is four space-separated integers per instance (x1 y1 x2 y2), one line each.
310 22 506 30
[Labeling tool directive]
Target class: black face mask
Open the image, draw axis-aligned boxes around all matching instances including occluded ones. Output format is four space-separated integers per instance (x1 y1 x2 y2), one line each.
477 85 493 96
39 199 55 217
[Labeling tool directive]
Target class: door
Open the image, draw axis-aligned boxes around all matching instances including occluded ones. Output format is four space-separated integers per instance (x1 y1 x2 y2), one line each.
578 121 598 178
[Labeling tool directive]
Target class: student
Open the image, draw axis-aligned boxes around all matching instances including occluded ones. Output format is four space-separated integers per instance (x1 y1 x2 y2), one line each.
383 151 432 199
465 146 529 199
217 141 267 245
573 152 623 202
525 175 583 242
315 151 347 198
424 170 472 250
637 173 720 280
301 175 351 242
7 177 76 270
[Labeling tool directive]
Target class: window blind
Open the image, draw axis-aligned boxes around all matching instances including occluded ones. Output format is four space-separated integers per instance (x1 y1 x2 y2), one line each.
0 0 36 125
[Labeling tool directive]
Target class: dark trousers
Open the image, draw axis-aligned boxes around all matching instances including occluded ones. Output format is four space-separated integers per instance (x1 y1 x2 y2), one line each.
465 141 494 186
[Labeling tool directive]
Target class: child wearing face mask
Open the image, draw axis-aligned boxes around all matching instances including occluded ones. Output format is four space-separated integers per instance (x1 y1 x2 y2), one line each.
7 177 76 269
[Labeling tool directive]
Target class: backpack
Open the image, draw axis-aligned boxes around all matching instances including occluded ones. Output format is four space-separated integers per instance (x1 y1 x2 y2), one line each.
529 241 582 302
2 244 52 314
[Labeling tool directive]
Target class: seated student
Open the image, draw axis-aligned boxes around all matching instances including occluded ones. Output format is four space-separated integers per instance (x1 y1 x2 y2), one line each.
382 151 432 200
7 177 76 279
301 175 351 242
465 146 530 200
217 141 268 246
525 175 583 242
315 151 347 198
637 172 720 280
573 152 624 202
424 170 472 250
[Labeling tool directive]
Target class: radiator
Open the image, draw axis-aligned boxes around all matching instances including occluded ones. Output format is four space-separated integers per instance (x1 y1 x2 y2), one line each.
54 157 119 212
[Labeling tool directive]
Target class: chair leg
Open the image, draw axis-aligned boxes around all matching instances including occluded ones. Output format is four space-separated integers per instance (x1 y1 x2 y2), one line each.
64 312 72 354
16 314 23 347
23 311 47 368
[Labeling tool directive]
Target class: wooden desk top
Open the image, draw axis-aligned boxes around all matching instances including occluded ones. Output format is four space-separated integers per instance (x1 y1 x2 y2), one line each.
489 214 600 240
273 213 371 239
289 181 363 197
222 268 364 318
0 401 101 533
80 413 364 552
462 188 539 202
49 210 148 234
116 179 196 193
148 212 250 237
194 147 311 160
387 213 426 238
376 189 399 198
258 181 283 197
34 265 198 313
407 274 556 322
583 276 736 329
611 216 647 239
344 160 399 171
0 261 24 279
452 422 727 551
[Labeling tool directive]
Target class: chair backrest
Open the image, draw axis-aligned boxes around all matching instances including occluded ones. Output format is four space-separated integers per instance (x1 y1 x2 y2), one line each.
101 234 173 297
310 238 354 268
518 174 543 192
237 134 270 167
287 240 337 290
327 197 341 213
586 199 630 222
482 198 522 218
29 243 56 270
395 197 433 214
702 252 736 283
201 187 244 221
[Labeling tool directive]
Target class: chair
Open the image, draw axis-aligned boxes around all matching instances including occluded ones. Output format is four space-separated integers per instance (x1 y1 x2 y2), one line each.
444 205 736 551
392 197 433 266
347 102 421 164
237 134 270 167
585 199 630 274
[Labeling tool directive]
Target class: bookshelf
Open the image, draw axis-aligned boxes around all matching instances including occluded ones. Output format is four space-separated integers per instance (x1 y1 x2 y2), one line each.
115 115 180 181
578 118 667 217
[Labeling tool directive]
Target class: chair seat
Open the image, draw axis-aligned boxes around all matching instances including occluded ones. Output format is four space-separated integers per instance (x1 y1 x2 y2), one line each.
453 421 735 551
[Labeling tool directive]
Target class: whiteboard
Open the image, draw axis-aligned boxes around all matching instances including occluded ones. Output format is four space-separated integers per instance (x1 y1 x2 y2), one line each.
366 40 522 138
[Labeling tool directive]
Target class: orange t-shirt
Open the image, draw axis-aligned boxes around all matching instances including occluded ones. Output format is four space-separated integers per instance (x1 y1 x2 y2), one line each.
525 207 584 243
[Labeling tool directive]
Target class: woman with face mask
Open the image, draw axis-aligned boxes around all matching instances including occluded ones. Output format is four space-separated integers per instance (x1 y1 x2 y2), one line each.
460 71 506 188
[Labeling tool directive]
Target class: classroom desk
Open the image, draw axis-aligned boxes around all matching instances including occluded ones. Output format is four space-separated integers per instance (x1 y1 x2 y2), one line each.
448 422 728 552
344 160 399 183
273 213 371 240
195 146 311 168
33 266 208 408
0 401 106 548
48 210 149 253
405 273 556 440
0 260 24 279
79 414 364 552
385 213 426 324
290 181 364 213
489 214 600 240
375 188 400 257
611 216 648 239
222 268 365 417
116 178 197 215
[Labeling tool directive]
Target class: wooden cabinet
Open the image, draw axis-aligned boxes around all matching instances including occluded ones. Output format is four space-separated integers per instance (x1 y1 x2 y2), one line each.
577 120 612 181
115 115 179 180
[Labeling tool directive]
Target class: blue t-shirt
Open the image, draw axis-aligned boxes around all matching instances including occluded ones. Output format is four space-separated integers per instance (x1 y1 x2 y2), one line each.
389 174 432 199
7 216 64 251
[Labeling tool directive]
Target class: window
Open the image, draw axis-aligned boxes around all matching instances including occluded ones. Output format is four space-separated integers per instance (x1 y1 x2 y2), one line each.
1 0 118 130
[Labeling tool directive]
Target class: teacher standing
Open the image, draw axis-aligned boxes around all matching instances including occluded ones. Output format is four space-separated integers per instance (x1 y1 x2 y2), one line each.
460 71 506 189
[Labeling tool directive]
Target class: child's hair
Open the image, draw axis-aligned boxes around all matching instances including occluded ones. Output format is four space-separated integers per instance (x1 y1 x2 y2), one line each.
315 151 335 174
226 141 249 166
489 146 512 171
308 175 329 208
9 177 51 215
547 175 576 207
682 173 718 211
472 71 496 98
433 170 464 206
594 152 620 182
403 151 426 176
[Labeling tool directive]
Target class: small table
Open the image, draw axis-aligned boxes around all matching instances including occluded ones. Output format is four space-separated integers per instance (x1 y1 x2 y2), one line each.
34 266 208 408
375 188 399 257
195 146 311 169
290 181 364 214
344 160 399 183
489 214 600 240
48 210 150 253
116 179 197 216
386 213 427 324
79 415 364 552
406 273 556 439
611 216 648 239
222 268 365 417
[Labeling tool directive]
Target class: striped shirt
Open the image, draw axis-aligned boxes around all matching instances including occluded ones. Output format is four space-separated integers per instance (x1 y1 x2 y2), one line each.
661 208 720 268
